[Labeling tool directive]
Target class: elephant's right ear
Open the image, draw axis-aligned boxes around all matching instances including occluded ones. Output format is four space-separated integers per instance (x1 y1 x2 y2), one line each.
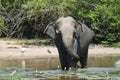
44 22 56 39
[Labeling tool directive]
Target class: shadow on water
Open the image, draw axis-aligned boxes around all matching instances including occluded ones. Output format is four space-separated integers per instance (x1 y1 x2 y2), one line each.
0 55 120 80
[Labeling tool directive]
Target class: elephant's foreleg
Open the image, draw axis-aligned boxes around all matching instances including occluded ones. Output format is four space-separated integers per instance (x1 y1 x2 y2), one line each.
57 47 69 70
55 40 68 70
59 52 77 70
80 46 88 68
67 54 77 69
80 57 87 68
59 52 68 70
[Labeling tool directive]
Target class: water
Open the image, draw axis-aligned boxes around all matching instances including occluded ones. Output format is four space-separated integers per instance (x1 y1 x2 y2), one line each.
0 55 120 80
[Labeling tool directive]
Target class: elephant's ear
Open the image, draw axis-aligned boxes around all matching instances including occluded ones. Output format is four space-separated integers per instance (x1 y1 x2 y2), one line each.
76 21 94 48
76 21 83 32
44 22 56 39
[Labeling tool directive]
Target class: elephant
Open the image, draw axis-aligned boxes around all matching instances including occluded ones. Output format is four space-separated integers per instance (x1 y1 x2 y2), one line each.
44 16 94 70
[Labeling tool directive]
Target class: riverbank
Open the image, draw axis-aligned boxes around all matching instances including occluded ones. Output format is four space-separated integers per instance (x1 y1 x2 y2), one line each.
0 40 120 59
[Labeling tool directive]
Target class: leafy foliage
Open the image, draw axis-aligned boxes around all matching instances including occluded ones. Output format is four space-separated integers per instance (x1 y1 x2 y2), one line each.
92 0 120 45
0 0 120 46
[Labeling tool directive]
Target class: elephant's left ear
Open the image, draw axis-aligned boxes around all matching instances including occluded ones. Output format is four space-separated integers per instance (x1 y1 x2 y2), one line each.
74 21 84 38
44 22 56 39
76 21 94 48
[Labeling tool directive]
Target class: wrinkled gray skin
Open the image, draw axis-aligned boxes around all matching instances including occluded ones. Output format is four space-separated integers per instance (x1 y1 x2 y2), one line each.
44 16 94 70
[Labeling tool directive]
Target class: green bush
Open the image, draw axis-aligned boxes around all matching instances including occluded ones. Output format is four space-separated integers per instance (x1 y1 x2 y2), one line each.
0 0 120 46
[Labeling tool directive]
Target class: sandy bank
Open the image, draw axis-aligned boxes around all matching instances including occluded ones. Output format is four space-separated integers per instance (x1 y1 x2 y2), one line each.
0 40 120 59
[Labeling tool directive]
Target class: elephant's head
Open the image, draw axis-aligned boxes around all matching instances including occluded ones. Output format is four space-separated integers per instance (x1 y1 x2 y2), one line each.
44 16 94 59
44 16 82 59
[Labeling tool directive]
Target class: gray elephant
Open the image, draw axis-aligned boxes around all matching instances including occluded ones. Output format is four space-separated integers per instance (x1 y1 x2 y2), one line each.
44 16 94 70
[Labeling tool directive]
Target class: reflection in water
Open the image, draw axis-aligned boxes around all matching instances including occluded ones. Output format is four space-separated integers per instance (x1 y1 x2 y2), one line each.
0 55 120 80
0 57 60 70
21 60 25 71
88 55 120 68
0 55 120 70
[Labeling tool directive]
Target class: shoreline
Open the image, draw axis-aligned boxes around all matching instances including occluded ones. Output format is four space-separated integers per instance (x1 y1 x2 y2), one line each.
0 40 120 59
0 46 120 59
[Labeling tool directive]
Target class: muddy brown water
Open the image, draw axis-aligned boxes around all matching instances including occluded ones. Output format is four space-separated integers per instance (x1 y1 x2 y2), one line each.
0 55 120 80
0 55 120 69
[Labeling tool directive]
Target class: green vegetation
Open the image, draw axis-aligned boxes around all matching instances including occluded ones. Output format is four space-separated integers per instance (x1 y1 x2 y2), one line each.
0 0 120 46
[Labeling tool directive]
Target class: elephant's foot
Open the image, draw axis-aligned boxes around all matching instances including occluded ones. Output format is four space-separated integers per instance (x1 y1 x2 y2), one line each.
68 67 76 71
62 66 77 70
61 67 68 70
62 67 76 71
80 57 88 69
81 66 87 68
80 62 87 68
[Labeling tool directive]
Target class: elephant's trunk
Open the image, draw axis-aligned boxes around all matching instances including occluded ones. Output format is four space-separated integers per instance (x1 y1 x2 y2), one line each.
62 35 80 59
67 47 80 59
